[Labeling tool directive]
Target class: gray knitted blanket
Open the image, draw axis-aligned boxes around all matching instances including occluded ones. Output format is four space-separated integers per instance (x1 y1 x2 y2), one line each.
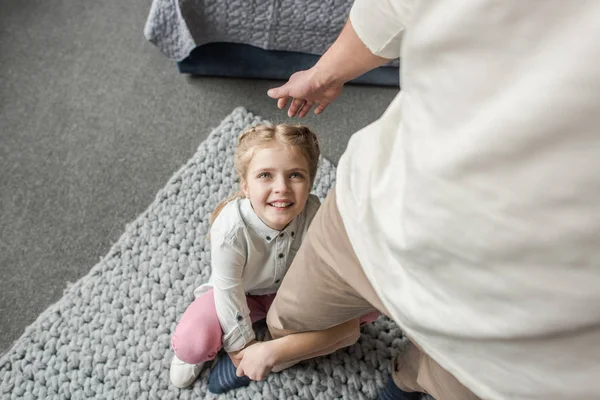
0 107 407 399
144 0 353 61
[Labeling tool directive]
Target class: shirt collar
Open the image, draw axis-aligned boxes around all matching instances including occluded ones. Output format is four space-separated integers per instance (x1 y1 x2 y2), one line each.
240 198 301 243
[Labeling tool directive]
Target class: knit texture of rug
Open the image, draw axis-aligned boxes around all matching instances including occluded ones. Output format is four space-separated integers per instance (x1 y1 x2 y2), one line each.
0 107 407 400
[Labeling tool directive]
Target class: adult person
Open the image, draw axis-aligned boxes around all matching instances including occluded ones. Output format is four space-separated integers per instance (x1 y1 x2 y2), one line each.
255 1 600 399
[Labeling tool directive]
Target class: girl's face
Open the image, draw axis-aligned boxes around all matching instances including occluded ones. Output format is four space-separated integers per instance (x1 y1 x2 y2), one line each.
241 142 311 231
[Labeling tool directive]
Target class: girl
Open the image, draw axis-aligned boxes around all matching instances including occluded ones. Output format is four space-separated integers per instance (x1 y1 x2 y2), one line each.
169 123 322 391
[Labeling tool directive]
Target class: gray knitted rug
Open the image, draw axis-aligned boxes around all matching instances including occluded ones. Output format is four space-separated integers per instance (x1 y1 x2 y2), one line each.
0 107 407 400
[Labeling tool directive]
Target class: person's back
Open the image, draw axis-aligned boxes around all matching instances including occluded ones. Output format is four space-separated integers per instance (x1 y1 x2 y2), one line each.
335 1 600 398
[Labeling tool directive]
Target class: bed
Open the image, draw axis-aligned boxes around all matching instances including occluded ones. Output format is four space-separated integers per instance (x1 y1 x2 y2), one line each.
144 0 399 86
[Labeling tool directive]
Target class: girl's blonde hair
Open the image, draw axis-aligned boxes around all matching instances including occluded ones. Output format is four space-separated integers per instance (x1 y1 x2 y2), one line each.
210 124 320 225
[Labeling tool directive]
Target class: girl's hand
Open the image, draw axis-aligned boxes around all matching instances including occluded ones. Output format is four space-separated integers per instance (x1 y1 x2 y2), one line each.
228 350 243 369
228 339 257 368
235 341 277 381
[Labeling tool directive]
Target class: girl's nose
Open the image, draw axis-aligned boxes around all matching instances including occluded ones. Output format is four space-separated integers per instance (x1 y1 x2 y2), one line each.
273 177 289 193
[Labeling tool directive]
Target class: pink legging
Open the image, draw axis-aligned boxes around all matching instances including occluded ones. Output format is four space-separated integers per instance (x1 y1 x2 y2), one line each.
171 288 380 364
171 289 276 364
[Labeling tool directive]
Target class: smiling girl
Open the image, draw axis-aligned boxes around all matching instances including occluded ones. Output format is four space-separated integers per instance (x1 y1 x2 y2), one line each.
169 124 324 391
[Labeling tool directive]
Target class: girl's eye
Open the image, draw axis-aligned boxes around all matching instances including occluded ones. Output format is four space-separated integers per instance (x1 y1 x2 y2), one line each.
290 172 305 179
257 172 272 179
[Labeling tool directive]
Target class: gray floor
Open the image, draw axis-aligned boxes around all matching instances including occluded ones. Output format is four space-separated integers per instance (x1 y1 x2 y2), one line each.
0 0 398 355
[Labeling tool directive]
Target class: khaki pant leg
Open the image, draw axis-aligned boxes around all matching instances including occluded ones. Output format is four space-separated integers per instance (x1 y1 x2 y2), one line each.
393 342 480 400
267 187 388 338
269 187 479 400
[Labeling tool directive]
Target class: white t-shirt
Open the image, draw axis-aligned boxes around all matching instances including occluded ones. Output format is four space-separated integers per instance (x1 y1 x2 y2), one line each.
196 194 320 352
337 1 600 399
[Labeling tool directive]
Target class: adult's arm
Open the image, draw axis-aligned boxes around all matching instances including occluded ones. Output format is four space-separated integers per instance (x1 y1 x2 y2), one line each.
268 0 410 117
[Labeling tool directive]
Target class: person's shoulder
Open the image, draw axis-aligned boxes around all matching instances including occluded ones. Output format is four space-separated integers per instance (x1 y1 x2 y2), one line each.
210 197 247 240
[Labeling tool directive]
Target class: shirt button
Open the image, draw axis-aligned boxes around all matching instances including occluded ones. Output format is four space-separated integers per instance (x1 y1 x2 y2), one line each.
236 315 243 322
275 279 280 284
279 233 284 238
278 253 284 259
291 231 295 237
266 236 271 240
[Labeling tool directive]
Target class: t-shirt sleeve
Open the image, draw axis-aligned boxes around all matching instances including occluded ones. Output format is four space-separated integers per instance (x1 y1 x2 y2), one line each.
350 0 413 59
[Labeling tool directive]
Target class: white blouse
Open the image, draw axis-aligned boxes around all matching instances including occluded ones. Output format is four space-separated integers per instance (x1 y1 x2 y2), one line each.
195 194 320 352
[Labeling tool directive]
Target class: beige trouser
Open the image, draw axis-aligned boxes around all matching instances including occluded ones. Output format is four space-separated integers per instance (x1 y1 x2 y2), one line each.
266 187 479 400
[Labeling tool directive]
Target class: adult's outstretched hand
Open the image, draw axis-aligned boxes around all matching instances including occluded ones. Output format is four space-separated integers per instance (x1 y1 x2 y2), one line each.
267 66 344 118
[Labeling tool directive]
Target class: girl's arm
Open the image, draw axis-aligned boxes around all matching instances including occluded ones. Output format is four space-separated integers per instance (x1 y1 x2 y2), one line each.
235 318 361 381
211 228 254 353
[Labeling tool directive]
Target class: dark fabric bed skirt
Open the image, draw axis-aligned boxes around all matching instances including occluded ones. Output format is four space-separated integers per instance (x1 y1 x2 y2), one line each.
177 42 400 87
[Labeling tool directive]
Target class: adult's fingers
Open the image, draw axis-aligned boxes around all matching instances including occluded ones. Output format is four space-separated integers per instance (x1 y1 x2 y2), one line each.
314 102 329 115
288 98 306 118
267 86 287 99
298 101 314 118
277 96 290 110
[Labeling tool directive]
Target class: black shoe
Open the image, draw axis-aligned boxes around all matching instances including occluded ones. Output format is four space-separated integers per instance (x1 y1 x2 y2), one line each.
377 375 423 400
